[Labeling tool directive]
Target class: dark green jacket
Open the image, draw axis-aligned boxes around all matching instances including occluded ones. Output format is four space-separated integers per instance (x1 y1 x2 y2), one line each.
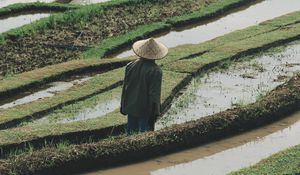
120 58 162 119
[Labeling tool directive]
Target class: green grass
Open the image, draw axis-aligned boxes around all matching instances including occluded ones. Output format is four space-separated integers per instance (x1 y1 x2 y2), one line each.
0 70 189 147
0 68 125 127
25 87 122 125
163 20 300 73
0 58 133 97
230 144 300 175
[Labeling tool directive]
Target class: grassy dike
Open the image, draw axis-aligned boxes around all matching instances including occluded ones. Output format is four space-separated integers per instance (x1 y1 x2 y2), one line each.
0 2 79 18
0 73 299 175
0 0 257 75
1 9 299 101
229 144 300 175
0 11 299 154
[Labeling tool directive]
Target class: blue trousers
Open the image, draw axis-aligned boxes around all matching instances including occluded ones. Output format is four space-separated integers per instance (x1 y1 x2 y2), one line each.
127 115 149 134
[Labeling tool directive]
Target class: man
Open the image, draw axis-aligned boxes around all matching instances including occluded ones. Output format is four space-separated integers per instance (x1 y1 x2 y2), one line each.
120 38 168 134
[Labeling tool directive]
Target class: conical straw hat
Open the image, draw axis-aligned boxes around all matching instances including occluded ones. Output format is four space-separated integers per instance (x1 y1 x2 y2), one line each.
132 38 168 60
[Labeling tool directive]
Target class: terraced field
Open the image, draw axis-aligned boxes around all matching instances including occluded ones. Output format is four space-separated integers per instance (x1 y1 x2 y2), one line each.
0 0 299 174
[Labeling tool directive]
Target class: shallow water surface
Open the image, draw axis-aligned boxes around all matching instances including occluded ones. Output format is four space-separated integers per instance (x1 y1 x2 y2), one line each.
83 111 300 175
156 44 300 129
0 0 56 8
0 13 50 33
116 0 300 57
60 98 120 123
0 76 91 109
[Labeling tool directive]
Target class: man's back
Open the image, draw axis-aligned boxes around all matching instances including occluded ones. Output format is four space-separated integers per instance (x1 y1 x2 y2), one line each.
121 58 162 118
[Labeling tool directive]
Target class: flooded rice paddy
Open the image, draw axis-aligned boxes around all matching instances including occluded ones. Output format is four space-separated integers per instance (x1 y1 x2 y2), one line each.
116 0 300 58
0 13 50 33
25 43 300 128
156 44 300 129
0 76 91 109
84 111 300 175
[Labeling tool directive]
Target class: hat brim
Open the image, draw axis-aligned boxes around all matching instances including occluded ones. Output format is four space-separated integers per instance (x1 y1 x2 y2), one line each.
132 39 168 60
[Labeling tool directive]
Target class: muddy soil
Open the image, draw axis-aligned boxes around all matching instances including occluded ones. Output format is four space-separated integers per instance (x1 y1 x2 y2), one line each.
0 13 50 33
0 0 211 75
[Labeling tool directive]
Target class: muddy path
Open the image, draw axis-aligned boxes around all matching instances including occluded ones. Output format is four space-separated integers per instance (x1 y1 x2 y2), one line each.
82 111 300 175
0 0 214 75
116 0 300 57
0 13 50 33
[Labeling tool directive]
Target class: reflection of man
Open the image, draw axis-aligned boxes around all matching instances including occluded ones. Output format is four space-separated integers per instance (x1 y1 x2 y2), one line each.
120 38 168 134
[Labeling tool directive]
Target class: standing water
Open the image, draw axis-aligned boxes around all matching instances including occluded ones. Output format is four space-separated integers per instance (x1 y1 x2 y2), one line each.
156 44 300 129
0 13 50 33
0 0 57 8
117 0 300 57
0 76 91 109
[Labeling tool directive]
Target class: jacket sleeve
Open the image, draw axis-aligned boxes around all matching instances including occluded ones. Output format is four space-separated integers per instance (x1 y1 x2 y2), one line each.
148 68 163 118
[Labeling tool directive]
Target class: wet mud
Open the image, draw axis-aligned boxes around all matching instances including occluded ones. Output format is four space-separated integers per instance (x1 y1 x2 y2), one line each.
156 44 300 129
0 13 50 33
82 111 300 175
116 0 300 58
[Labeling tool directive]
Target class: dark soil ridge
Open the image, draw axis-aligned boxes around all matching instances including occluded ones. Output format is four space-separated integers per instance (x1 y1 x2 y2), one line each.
0 73 299 175
0 35 298 158
0 0 257 75
0 2 78 19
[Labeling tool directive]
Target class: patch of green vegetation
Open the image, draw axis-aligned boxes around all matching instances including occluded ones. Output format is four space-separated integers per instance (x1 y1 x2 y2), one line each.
0 2 79 17
24 87 122 125
82 22 171 59
163 19 300 73
0 58 133 97
230 144 300 175
0 70 189 148
0 68 125 127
